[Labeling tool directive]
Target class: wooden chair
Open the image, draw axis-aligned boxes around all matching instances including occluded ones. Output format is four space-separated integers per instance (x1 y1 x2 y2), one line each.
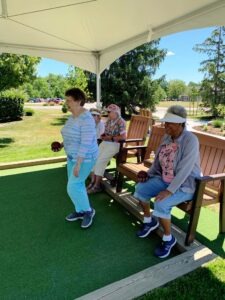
140 108 152 117
123 114 153 162
104 114 153 185
116 125 165 191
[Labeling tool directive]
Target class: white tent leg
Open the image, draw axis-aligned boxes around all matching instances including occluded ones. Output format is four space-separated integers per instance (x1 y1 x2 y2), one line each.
96 72 102 109
95 53 102 109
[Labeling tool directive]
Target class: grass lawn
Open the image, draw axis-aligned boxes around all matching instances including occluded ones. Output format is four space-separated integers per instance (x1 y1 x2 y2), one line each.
0 108 68 163
138 258 225 300
0 107 131 164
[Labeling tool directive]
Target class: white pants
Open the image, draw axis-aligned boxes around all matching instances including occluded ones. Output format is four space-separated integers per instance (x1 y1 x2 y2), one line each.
93 141 120 176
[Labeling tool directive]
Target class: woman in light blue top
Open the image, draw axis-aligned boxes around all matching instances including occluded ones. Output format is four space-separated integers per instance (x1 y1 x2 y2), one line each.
51 88 98 229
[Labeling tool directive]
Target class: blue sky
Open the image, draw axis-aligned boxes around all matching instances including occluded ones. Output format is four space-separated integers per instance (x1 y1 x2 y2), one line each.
37 27 215 84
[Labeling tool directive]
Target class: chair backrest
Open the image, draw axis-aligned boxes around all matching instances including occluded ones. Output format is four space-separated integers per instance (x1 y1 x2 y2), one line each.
193 131 225 192
144 125 165 160
140 108 152 117
126 115 151 146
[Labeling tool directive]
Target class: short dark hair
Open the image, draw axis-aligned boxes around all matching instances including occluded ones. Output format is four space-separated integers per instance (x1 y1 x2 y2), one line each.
65 88 86 106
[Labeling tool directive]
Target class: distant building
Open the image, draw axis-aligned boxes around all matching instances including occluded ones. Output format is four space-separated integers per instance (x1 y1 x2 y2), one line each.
179 95 189 101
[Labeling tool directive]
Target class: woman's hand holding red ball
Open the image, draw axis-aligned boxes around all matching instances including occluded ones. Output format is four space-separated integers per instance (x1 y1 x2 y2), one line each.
51 141 63 152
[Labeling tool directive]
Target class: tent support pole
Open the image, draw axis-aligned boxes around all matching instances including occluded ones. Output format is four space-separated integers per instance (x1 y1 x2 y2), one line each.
96 53 102 108
96 73 101 108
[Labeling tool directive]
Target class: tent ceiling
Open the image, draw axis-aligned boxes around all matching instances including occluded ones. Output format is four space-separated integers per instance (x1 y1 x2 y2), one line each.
0 0 225 74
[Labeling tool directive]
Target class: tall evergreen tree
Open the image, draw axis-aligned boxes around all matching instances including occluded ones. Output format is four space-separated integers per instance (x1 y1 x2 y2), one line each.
193 27 225 115
86 41 166 116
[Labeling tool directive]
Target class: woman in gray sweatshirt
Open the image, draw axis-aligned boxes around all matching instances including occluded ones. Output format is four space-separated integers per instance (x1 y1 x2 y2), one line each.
134 105 201 258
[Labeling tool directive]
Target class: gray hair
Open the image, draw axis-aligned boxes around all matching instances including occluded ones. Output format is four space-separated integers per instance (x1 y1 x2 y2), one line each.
167 105 187 119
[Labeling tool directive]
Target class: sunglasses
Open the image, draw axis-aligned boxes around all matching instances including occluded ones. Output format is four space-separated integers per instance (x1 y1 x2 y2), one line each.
92 114 99 117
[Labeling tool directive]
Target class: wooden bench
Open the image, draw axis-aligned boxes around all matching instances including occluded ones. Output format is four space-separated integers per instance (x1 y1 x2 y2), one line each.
116 127 225 245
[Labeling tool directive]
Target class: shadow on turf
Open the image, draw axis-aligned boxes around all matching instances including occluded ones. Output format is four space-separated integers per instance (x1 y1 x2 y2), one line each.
171 214 225 258
0 137 14 148
51 116 68 126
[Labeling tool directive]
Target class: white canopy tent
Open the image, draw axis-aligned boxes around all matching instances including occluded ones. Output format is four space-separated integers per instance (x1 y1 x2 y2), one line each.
0 0 225 104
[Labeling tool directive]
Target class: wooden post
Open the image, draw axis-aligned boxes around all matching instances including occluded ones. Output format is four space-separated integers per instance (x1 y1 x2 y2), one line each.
185 180 205 245
219 179 225 233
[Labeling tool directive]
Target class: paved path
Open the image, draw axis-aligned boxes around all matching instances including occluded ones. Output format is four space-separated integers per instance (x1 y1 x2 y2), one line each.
153 107 207 129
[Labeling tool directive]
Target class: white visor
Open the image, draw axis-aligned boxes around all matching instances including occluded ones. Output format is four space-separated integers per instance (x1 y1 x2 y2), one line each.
91 111 100 116
160 112 186 123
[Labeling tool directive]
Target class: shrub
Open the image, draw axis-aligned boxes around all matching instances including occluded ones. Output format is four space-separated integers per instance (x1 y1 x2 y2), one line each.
62 102 68 113
0 97 24 122
211 119 224 128
0 88 29 122
215 104 225 118
203 125 208 131
24 108 34 116
0 88 28 102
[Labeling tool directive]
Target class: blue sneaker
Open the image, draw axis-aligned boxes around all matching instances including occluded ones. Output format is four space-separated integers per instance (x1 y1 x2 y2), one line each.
136 218 159 238
65 211 84 222
81 209 95 228
154 236 177 258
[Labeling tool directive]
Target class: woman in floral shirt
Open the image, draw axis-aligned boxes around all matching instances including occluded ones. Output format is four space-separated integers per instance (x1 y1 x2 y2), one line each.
87 104 126 193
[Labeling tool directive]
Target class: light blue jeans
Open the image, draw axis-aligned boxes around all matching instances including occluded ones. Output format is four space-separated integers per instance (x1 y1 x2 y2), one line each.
134 177 194 219
67 158 96 212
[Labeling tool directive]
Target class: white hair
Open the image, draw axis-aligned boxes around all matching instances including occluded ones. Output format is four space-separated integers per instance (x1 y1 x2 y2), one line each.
167 105 187 119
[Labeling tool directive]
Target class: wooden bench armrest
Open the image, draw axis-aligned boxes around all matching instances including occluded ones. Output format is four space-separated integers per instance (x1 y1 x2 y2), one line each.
122 138 144 143
121 145 147 151
196 173 225 183
117 145 147 164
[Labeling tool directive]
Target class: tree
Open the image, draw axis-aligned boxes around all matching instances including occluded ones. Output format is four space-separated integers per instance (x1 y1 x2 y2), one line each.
33 78 53 98
193 26 225 115
22 75 69 99
0 53 41 91
66 66 90 97
47 74 68 98
167 80 186 100
186 82 201 100
99 41 166 116
153 85 167 103
158 75 169 95
22 82 38 99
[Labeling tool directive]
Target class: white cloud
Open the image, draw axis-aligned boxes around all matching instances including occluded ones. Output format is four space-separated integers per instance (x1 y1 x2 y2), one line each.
166 51 175 56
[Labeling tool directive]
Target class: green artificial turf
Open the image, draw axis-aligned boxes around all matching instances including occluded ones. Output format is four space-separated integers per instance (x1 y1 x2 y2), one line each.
0 164 173 300
122 177 225 258
171 207 225 258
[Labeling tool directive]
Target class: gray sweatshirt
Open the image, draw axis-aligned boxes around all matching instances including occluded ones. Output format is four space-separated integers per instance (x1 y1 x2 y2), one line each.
148 128 201 194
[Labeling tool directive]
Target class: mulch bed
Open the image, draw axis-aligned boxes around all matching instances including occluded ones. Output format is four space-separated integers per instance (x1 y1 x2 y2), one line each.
193 125 225 137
